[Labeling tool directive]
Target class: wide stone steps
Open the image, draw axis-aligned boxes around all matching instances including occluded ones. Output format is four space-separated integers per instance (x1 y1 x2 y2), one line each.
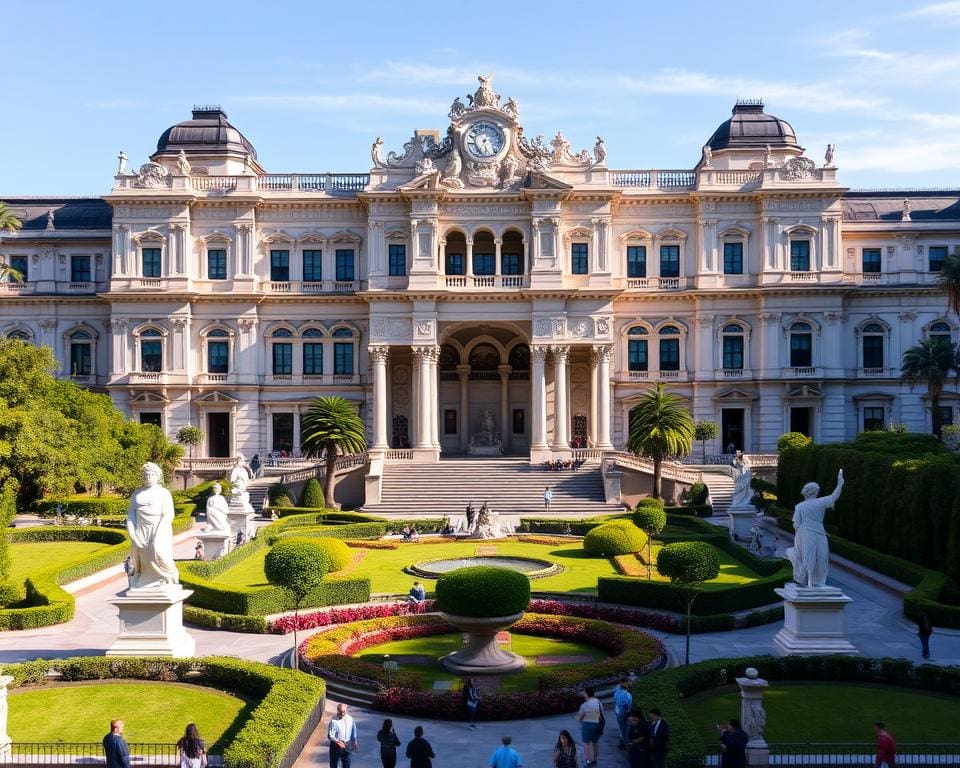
700 471 735 515
366 459 624 518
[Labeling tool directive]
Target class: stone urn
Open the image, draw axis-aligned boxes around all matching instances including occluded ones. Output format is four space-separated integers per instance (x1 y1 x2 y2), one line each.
440 611 526 674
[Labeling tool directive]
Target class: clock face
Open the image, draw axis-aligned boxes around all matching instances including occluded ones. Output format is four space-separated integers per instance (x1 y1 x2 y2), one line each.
465 121 505 159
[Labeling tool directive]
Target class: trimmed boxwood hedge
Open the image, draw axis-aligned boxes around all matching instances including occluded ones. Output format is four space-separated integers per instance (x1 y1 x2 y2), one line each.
435 566 530 617
584 520 648 556
36 497 128 516
269 507 381 522
1 655 324 768
517 514 629 535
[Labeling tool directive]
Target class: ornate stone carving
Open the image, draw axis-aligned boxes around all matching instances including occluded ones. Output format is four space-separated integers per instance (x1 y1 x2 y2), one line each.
550 345 570 363
109 319 128 333
549 132 592 167
759 313 782 323
46 209 55 231
414 320 433 338
553 318 565 337
594 317 610 336
387 319 409 338
38 318 58 332
439 145 464 189
415 157 437 176
133 162 171 189
372 319 386 338
594 344 613 362
824 312 845 325
531 345 549 363
238 318 257 333
902 199 912 221
701 144 713 168
781 157 817 181
371 136 386 168
175 150 192 176
534 319 551 337
570 320 589 339
594 136 606 165
503 97 519 120
898 311 917 322
170 317 188 331
368 345 390 363
824 144 835 168
117 150 128 175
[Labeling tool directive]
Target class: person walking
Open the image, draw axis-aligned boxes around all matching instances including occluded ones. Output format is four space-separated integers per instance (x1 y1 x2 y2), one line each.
626 711 650 768
717 719 748 768
250 453 261 478
376 719 401 768
405 725 435 768
488 735 522 768
875 721 897 767
466 502 476 533
552 729 579 768
327 703 358 768
543 486 553 513
102 720 130 768
614 677 633 749
194 541 204 561
647 709 670 768
918 614 933 659
462 678 480 727
576 687 604 767
176 723 207 768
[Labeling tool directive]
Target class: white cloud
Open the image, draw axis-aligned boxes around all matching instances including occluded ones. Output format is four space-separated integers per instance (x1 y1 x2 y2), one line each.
905 1 960 20
840 137 960 172
228 93 447 114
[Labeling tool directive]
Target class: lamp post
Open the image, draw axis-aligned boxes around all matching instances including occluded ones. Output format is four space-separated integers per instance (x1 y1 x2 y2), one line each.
383 654 398 687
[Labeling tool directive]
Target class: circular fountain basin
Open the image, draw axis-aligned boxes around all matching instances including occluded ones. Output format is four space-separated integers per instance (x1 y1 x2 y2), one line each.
408 555 561 580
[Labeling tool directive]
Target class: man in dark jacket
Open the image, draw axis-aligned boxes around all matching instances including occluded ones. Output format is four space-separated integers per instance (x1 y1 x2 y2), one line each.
719 719 749 768
647 709 670 768
405 725 435 768
102 720 130 768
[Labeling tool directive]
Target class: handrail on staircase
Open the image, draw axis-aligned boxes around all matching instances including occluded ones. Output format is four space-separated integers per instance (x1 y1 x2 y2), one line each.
605 451 703 484
278 453 367 485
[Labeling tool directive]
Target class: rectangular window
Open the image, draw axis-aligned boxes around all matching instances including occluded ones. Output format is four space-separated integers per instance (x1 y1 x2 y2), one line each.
628 340 648 372
935 405 954 431
388 244 406 277
502 253 522 275
206 249 226 280
272 413 294 453
790 334 812 367
446 253 464 275
863 406 885 432
723 242 743 275
9 256 28 281
659 338 680 371
659 245 680 278
929 246 948 272
862 248 881 274
71 255 91 283
862 336 884 369
141 341 163 372
206 341 228 374
335 249 355 281
722 336 744 369
270 250 290 282
303 343 323 375
142 248 161 278
444 409 457 435
272 343 292 375
70 343 91 375
790 240 810 272
473 253 495 276
627 245 647 278
334 342 353 375
303 250 322 282
139 412 162 427
512 408 525 435
571 243 589 275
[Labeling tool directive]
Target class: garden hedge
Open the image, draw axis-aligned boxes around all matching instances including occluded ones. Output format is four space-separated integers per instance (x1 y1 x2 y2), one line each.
36 497 128 517
1 655 325 768
435 566 531 617
517 513 629 535
269 508 380 522
583 520 648 556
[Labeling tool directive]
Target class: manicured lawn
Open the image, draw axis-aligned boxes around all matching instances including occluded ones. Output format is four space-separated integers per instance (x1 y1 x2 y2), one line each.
355 632 607 692
9 681 253 750
645 543 759 590
9 541 112 586
682 683 960 743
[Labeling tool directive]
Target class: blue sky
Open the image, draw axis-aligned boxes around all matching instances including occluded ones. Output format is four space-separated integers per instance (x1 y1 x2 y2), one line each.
4 0 960 195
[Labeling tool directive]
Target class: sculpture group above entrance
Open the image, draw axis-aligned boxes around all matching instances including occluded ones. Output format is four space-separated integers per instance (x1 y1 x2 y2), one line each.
370 74 599 190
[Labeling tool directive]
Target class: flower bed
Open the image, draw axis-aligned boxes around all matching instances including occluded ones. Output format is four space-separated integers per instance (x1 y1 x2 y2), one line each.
268 600 436 634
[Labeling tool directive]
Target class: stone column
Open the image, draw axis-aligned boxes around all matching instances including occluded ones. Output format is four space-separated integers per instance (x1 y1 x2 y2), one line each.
413 346 432 449
589 349 599 447
531 346 549 450
552 346 570 450
595 344 613 449
369 345 390 449
466 237 474 277
494 237 503 278
458 364 471 452
499 364 512 452
0 674 12 757
429 346 440 450
736 668 769 768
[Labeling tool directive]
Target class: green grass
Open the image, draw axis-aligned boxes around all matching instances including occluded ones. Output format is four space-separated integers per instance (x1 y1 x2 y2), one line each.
645 543 758 590
355 632 607 692
9 681 254 751
9 542 112 587
683 683 960 743
212 540 763 596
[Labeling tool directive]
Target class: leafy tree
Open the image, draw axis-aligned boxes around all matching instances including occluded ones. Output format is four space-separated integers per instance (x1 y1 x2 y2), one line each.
937 251 960 318
656 541 720 664
626 384 694 499
300 396 366 509
693 420 720 462
302 478 325 509
264 538 330 669
633 504 667 580
0 484 16 584
0 203 23 235
901 338 957 438
176 425 204 484
777 431 812 453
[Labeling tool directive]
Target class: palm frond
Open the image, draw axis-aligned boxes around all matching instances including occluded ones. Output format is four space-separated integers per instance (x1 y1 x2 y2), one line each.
300 395 367 457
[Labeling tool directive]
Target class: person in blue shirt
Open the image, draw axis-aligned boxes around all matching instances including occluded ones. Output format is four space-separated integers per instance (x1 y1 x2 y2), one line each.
408 581 426 603
102 720 130 768
613 677 634 748
488 736 522 768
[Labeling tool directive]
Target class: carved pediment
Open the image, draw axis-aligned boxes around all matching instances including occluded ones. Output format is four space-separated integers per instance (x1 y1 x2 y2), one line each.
330 230 362 246
195 390 239 404
712 387 758 402
129 391 169 404
523 171 572 191
563 226 594 242
784 384 823 400
619 228 654 242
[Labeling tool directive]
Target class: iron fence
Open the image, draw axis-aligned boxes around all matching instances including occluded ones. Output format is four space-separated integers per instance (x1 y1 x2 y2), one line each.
2 742 222 765
711 742 960 767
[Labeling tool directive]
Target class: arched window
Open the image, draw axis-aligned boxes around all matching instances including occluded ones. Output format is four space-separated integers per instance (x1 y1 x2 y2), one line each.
206 328 229 374
861 323 885 370
627 326 648 372
721 324 745 370
271 328 293 375
332 328 355 376
6 329 30 341
929 321 952 343
789 322 813 368
69 330 92 376
658 325 681 372
303 328 324 376
140 328 163 372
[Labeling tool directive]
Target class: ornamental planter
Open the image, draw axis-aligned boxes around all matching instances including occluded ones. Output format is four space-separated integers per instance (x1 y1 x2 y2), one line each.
439 611 526 673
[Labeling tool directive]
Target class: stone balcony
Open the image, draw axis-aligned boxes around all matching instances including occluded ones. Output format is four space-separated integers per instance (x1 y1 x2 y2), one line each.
261 280 361 294
442 275 527 290
112 173 371 196
623 369 688 383
265 373 363 386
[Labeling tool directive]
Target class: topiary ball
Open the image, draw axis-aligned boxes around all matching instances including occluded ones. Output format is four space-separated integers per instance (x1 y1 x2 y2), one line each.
583 520 648 556
309 536 352 572
435 566 531 618
264 538 331 599
635 497 665 512
633 505 667 536
656 541 721 584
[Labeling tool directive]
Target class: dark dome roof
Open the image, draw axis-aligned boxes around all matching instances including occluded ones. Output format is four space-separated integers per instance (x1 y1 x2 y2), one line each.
707 100 800 151
155 107 257 159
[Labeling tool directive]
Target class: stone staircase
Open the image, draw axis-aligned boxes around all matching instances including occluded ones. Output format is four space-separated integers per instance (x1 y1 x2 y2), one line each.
365 458 624 517
246 479 274 516
700 470 735 515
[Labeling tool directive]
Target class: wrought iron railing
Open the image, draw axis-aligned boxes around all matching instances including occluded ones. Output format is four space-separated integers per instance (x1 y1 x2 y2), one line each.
3 742 223 765
759 742 960 766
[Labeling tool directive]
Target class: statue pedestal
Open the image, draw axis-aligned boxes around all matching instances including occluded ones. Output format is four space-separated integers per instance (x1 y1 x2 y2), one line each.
196 530 232 560
107 585 195 658
228 494 255 542
727 506 757 541
736 669 769 767
773 583 858 656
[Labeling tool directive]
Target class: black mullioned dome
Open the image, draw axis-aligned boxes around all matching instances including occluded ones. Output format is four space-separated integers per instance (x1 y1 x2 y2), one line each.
706 100 800 151
155 106 257 159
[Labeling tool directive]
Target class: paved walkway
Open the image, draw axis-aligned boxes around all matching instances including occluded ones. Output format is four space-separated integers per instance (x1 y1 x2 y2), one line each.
4 517 959 767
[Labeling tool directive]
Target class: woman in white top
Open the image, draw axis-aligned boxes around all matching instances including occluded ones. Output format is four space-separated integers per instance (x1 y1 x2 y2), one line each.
576 687 604 767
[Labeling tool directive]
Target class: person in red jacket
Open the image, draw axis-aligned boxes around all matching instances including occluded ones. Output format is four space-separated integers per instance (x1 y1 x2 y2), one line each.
875 721 896 767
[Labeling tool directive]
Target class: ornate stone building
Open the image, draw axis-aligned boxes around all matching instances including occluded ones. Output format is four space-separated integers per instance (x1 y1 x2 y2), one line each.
1 76 958 467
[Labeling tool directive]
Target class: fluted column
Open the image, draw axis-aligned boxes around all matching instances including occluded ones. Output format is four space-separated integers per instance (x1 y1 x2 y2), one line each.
412 346 432 449
499 364 512 452
429 346 440 449
458 364 471 451
552 345 570 449
589 348 599 446
369 345 390 449
596 344 613 449
531 346 548 449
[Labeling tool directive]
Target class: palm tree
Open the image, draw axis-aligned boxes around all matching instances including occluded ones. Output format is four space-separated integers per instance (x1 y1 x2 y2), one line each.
627 383 695 499
901 338 957 438
300 395 366 508
0 203 24 284
937 251 960 318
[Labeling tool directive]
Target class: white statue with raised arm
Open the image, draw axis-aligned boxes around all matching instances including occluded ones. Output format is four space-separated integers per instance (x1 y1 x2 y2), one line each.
785 469 844 588
126 462 179 589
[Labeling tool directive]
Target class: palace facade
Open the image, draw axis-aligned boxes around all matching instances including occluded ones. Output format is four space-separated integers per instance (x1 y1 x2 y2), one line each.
1 76 958 466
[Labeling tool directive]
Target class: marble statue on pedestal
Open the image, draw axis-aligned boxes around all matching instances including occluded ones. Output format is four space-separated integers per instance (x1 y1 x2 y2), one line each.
205 483 231 533
229 455 252 497
786 469 844 588
730 458 754 509
126 462 179 589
